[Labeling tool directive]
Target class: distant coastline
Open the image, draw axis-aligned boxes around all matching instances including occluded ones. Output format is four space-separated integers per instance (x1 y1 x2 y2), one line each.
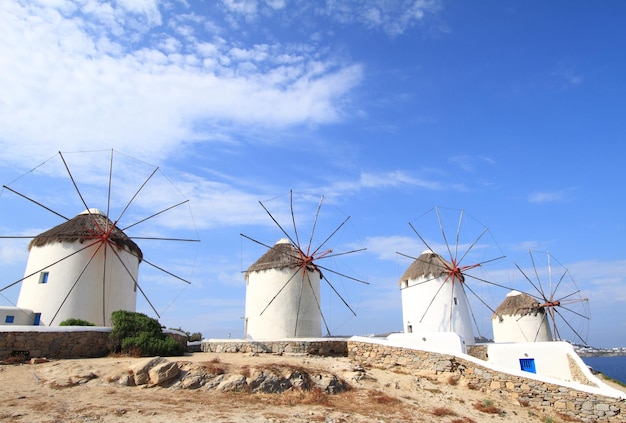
575 345 626 358
578 352 626 358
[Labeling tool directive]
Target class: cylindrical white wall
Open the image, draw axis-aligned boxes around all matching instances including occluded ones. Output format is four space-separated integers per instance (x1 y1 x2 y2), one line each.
493 312 553 343
400 274 475 346
245 266 322 340
16 241 138 326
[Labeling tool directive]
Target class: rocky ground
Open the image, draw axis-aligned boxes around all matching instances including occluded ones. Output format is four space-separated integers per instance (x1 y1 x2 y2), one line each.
0 352 620 422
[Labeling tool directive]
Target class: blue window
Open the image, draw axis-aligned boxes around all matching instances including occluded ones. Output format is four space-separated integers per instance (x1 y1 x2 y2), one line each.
33 313 41 325
5 315 15 324
520 358 536 374
39 272 49 284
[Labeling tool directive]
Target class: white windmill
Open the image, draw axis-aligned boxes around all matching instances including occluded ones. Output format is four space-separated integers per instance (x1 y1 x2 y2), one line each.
510 250 590 345
396 207 509 348
491 290 553 343
398 249 475 345
241 191 368 340
244 238 322 339
0 150 199 326
15 208 141 326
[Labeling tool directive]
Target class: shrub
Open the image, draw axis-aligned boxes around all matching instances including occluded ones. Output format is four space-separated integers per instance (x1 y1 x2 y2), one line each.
189 332 203 342
121 332 184 357
473 399 501 414
109 310 184 357
59 318 95 326
431 407 457 417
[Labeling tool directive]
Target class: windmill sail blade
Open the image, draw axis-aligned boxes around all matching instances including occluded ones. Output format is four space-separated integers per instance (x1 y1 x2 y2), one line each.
59 151 91 215
109 245 161 318
322 248 367 260
305 274 331 337
408 222 437 255
436 206 454 262
306 194 324 256
258 200 298 248
515 263 546 301
0 239 101 294
113 166 159 224
529 250 547 300
553 307 588 345
311 215 350 257
141 258 192 285
290 190 302 252
1 185 70 221
122 200 190 231
419 280 447 324
321 274 357 316
317 264 369 285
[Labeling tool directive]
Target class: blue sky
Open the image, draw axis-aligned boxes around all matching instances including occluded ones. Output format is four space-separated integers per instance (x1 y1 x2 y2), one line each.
0 1 624 348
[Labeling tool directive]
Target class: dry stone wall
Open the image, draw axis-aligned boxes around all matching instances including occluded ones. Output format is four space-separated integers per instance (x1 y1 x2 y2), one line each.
348 340 624 423
0 330 110 359
0 328 188 359
202 339 348 356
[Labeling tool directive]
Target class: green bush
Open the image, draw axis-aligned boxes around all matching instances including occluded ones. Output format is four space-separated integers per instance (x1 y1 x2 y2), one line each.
59 318 95 326
109 310 184 357
121 332 185 357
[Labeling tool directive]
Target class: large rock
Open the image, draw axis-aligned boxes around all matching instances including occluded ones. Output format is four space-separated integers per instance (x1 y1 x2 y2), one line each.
130 357 168 385
149 361 180 385
218 375 248 392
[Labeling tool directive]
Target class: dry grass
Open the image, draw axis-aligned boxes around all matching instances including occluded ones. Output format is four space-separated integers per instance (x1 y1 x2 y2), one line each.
431 406 457 417
239 364 251 378
447 375 459 386
473 399 502 414
198 361 226 375
49 377 78 389
556 412 584 422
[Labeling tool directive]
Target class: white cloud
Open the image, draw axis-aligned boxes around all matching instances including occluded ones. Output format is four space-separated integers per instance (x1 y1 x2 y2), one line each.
363 235 421 261
0 1 363 166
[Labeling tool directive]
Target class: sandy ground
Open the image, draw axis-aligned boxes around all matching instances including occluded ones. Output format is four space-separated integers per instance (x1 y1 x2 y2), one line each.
0 352 618 423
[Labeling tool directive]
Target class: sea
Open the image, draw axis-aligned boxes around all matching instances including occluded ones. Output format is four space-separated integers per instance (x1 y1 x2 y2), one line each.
582 355 626 385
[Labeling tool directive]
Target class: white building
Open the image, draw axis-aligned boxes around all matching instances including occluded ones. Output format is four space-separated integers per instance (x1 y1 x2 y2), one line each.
492 290 553 343
0 306 37 325
244 238 322 340
398 250 475 347
14 208 141 326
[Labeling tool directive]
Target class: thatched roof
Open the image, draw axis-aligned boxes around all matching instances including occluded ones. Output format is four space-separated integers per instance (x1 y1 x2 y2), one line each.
492 291 544 319
398 250 458 285
246 238 319 275
28 208 143 261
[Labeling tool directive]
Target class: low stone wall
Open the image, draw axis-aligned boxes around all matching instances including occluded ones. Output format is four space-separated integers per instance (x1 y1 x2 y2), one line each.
0 329 111 359
348 340 624 422
202 339 348 356
0 328 190 359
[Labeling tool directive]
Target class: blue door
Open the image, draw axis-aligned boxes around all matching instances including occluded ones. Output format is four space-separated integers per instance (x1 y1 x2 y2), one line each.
519 358 536 374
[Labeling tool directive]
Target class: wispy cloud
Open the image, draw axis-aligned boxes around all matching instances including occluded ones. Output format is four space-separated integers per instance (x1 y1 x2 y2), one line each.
527 189 574 204
318 0 442 36
448 155 495 172
219 0 442 36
